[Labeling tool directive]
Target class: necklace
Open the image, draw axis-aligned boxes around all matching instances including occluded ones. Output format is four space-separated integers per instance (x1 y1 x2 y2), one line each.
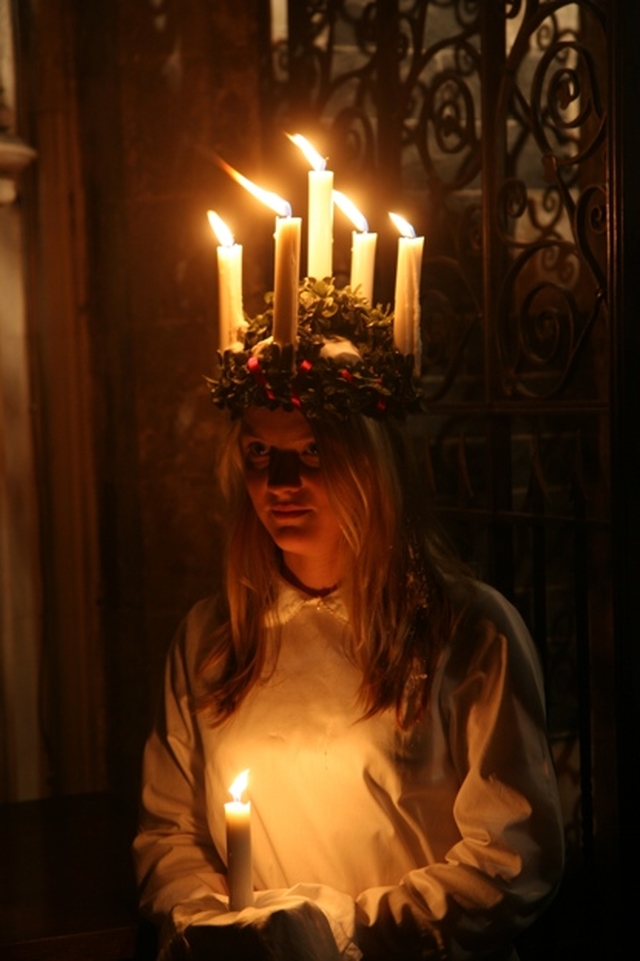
279 561 338 599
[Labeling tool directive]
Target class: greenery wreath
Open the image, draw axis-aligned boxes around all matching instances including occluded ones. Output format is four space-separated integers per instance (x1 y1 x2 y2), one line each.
208 278 423 420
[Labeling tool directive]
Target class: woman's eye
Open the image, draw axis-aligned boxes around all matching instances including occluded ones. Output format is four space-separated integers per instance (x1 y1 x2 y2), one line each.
301 443 320 463
244 441 270 466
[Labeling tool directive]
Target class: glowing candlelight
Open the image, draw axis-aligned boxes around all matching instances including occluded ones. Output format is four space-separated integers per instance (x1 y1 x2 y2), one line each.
289 133 333 282
389 212 424 373
334 190 377 305
207 211 245 350
217 157 301 346
225 769 253 911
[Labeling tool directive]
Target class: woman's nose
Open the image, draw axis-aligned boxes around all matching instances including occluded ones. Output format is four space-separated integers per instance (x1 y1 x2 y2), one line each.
267 450 301 488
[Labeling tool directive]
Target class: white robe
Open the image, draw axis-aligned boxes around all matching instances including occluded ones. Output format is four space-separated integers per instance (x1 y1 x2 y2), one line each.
133 580 564 960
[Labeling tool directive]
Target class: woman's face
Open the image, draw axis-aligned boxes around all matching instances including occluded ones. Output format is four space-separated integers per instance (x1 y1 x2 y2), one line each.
239 406 344 587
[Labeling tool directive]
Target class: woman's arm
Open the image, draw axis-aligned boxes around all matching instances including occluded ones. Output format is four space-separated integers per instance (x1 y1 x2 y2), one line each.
133 600 230 942
355 585 565 960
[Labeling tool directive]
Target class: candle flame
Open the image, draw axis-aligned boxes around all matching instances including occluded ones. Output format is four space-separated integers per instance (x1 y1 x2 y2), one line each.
333 191 369 233
229 769 250 802
288 133 327 172
207 210 234 247
217 156 292 217
389 212 416 239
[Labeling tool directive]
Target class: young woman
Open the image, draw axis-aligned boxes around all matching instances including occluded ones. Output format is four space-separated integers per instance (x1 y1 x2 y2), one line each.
133 282 564 960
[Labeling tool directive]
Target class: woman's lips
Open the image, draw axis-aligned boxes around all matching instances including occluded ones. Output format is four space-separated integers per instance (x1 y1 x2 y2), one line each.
269 505 310 519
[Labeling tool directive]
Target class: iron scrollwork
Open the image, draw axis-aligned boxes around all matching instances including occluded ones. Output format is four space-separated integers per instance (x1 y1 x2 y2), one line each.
495 1 607 399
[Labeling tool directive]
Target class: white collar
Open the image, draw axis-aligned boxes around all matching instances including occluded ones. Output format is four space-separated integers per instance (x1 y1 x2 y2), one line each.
266 578 350 627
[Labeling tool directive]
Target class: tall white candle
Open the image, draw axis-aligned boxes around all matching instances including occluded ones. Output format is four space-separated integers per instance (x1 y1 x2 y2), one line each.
213 159 300 348
289 134 333 281
333 190 377 304
207 210 244 349
390 213 424 374
273 215 301 346
225 769 253 911
308 169 333 280
350 232 377 305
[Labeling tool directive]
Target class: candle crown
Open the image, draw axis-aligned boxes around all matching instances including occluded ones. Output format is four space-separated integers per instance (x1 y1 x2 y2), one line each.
208 278 423 421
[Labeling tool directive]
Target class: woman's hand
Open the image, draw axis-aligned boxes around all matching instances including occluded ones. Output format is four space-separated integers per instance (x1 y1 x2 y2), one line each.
160 886 361 961
184 897 342 961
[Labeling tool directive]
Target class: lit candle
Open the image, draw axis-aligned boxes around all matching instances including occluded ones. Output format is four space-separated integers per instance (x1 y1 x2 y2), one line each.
273 215 302 345
225 769 253 911
216 157 301 346
389 212 424 374
333 190 377 305
289 134 333 281
207 210 245 350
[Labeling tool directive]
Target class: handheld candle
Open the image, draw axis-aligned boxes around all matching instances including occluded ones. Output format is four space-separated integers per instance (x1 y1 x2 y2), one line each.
225 768 253 911
333 190 377 305
289 133 333 282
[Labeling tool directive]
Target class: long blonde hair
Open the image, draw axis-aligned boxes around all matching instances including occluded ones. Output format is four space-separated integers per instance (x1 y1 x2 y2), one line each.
197 410 465 728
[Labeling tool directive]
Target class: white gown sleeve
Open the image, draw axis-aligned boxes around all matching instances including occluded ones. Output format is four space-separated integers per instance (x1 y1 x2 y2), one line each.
132 599 230 943
354 585 565 960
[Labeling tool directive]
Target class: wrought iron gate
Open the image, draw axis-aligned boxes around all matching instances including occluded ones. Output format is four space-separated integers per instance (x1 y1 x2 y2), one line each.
261 0 618 953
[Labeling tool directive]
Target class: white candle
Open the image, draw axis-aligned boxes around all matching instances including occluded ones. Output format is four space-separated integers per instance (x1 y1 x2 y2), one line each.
289 134 333 281
213 159 300 348
390 213 424 374
333 190 377 304
351 232 377 304
308 169 333 280
273 215 301 346
207 211 244 350
225 769 253 911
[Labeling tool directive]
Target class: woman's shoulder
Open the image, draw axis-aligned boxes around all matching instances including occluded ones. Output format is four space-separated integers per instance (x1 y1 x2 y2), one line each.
169 593 228 676
453 579 530 637
444 578 544 689
182 593 225 631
